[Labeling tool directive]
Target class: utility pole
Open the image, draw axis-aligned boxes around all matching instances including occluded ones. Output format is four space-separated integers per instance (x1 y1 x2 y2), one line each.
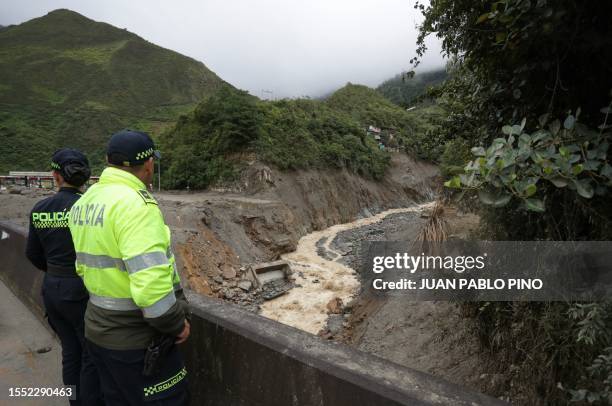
157 158 161 192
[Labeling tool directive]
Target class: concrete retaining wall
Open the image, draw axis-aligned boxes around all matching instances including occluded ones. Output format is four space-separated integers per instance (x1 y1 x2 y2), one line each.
0 222 47 325
0 221 505 405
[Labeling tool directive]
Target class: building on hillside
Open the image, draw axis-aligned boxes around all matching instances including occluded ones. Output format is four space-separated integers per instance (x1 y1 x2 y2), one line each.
367 125 381 136
366 125 401 151
366 125 382 142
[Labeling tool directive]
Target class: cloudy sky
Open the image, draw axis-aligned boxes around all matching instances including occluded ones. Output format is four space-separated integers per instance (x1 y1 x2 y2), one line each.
0 0 444 98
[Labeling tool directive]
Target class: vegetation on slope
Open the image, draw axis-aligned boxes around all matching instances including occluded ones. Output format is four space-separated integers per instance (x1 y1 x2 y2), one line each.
326 83 450 162
373 68 453 165
413 1 612 403
334 72 452 164
327 83 414 128
161 77 468 190
160 86 391 189
377 68 448 108
0 9 226 173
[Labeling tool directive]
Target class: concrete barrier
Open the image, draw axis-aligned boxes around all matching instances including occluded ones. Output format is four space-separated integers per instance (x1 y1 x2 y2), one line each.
0 222 46 325
0 221 506 405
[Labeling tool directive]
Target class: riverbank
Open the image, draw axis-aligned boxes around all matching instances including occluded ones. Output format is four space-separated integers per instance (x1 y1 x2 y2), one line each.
306 203 493 396
260 203 433 334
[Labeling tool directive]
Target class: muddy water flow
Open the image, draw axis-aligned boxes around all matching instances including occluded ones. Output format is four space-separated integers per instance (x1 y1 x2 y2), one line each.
260 202 434 334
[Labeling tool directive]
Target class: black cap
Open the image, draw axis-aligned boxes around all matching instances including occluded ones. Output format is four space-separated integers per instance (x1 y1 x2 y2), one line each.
51 148 91 187
107 129 161 167
51 148 89 171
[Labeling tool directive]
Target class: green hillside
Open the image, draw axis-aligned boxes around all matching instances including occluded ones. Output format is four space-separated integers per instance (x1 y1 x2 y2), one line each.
161 83 442 189
161 86 391 189
326 83 447 161
377 69 447 107
362 70 452 162
0 9 227 173
326 83 414 129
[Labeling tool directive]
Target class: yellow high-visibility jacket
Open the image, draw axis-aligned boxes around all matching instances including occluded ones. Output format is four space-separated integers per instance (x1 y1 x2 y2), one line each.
69 166 187 350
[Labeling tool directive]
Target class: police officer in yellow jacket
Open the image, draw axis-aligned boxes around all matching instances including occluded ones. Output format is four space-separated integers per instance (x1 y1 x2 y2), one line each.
69 129 190 405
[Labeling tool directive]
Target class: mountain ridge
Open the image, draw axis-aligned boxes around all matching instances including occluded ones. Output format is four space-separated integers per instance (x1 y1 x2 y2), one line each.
0 9 229 173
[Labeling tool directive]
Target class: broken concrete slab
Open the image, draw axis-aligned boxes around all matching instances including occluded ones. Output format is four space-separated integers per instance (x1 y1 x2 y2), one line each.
238 280 252 292
247 260 291 288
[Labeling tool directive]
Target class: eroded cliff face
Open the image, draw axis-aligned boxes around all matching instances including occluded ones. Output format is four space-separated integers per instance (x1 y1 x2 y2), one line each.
159 153 439 304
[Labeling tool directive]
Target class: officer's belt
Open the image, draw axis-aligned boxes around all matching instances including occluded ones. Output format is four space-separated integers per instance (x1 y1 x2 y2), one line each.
47 264 78 277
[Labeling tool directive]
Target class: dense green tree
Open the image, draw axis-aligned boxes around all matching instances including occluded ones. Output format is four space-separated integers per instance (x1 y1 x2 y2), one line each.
160 85 396 189
377 68 448 108
414 1 612 403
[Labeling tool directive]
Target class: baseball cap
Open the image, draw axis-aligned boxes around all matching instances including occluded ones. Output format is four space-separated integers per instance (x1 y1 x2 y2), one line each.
106 129 161 167
51 148 89 171
51 148 91 187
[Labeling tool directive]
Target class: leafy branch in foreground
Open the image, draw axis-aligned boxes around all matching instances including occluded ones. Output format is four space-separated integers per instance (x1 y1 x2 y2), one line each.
564 302 612 403
445 103 612 212
565 347 612 404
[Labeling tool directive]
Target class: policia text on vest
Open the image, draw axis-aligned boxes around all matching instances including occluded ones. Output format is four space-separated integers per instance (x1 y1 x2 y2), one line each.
70 204 105 227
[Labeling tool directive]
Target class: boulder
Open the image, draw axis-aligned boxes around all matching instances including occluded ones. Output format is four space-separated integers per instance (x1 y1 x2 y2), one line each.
8 186 24 195
222 265 237 280
326 314 345 335
326 297 343 314
238 280 252 292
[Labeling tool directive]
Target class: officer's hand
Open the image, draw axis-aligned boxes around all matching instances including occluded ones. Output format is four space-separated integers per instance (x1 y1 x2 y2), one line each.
175 319 190 344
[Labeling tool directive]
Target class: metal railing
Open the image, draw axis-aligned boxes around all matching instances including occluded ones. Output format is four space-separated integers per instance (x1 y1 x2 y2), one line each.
0 175 100 189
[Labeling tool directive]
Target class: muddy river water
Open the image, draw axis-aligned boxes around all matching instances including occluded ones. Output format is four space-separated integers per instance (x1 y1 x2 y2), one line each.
260 202 434 334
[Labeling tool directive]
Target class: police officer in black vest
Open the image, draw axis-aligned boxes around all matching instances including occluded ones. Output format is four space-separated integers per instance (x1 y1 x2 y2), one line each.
25 149 104 406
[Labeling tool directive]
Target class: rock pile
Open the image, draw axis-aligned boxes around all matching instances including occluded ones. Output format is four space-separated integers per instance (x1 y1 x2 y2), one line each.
208 265 295 313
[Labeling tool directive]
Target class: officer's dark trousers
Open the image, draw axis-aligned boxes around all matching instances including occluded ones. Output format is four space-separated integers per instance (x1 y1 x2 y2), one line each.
42 274 104 406
86 340 189 405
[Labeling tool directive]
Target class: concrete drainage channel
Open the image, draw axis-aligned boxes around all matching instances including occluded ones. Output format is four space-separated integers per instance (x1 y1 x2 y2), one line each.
0 221 506 405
